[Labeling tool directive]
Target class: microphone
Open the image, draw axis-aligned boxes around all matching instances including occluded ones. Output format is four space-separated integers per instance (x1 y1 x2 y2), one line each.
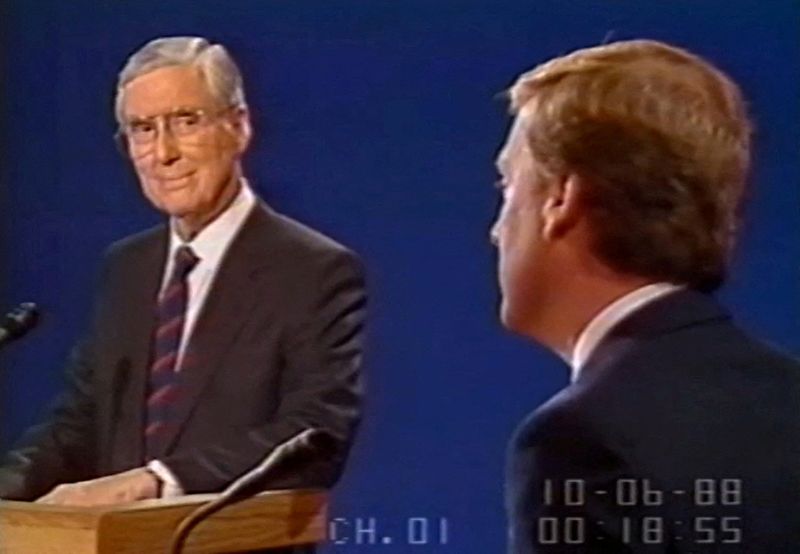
0 303 40 349
168 428 336 554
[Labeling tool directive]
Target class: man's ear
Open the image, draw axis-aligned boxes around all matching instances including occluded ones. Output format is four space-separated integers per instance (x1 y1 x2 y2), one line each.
541 174 585 240
227 107 253 153
114 131 131 158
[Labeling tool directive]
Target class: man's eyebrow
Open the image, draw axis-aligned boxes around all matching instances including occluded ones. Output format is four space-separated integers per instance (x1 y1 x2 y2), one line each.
124 116 150 125
172 106 204 114
124 112 153 122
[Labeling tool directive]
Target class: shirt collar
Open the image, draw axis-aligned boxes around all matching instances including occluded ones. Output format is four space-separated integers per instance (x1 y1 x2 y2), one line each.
168 180 256 265
570 282 683 381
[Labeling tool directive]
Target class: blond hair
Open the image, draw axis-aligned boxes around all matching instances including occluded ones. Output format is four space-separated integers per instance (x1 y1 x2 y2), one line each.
509 39 751 290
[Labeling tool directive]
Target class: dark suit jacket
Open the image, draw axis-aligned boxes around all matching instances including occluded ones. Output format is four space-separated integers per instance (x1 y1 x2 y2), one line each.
507 289 800 553
0 201 366 513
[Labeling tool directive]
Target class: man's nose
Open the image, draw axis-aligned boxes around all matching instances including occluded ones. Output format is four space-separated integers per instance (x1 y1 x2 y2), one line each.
154 120 181 165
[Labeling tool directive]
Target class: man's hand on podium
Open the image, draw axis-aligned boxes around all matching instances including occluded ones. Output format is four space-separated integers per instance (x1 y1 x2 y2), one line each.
35 467 160 507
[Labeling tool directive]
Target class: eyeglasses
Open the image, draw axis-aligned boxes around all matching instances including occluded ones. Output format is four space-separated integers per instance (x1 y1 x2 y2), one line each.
120 107 231 146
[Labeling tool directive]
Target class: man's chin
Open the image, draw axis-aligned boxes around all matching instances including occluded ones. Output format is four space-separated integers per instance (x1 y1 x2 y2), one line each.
150 195 197 218
500 300 544 342
158 206 192 220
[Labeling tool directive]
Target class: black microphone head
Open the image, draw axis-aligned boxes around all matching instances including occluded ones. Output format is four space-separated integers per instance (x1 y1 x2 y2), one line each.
219 428 341 501
3 302 39 339
301 428 338 457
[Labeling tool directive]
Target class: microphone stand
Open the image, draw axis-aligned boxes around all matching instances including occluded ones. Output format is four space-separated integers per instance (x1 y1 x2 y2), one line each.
167 428 331 554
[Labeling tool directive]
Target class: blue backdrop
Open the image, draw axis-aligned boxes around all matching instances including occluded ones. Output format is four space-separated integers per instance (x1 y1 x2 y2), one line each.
2 1 798 552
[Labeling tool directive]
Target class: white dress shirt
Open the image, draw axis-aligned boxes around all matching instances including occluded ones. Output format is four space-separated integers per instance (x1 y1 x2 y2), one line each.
147 181 257 497
570 283 682 382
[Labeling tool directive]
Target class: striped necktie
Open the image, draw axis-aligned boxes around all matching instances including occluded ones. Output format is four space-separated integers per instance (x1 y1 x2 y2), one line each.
145 245 199 460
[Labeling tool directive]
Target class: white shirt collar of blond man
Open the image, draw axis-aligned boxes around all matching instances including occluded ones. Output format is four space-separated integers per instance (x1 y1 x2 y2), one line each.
570 283 683 381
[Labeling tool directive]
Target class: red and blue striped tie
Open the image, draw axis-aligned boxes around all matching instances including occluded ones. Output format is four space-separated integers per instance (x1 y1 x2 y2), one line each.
145 245 199 460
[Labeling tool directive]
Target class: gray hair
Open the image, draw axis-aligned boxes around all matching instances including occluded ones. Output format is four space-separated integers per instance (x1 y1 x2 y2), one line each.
115 36 247 124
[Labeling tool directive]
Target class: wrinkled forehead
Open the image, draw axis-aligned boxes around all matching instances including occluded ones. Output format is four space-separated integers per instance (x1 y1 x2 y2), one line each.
122 64 216 120
496 113 531 175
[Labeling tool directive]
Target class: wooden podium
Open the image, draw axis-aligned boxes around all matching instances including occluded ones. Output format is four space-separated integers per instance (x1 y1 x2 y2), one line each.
0 489 327 553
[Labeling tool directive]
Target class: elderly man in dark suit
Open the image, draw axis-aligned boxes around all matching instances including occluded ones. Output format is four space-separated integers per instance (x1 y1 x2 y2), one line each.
491 40 800 552
0 35 365 528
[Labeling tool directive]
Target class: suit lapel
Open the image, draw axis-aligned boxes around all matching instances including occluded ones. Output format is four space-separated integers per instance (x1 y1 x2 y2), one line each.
114 227 168 468
158 204 275 455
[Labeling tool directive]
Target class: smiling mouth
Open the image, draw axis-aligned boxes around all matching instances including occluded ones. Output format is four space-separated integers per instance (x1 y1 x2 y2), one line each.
161 173 193 181
157 172 195 189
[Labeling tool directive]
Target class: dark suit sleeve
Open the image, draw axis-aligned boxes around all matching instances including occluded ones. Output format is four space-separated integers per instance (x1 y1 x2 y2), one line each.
508 406 676 554
0 248 117 501
0 342 97 501
161 248 366 493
